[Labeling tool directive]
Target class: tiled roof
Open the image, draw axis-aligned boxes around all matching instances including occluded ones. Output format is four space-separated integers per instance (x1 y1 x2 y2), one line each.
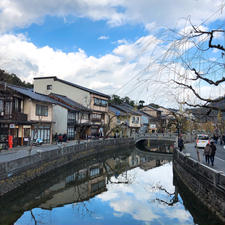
34 76 110 98
49 93 91 112
110 103 142 116
1 82 76 111
4 83 56 104
109 106 127 116
139 110 156 119
144 105 162 112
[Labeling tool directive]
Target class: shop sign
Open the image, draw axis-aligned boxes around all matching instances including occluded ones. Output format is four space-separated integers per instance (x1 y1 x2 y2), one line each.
23 125 31 128
9 124 15 129
150 124 156 129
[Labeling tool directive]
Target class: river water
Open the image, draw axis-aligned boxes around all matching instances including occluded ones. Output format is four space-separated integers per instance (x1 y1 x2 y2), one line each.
0 145 223 225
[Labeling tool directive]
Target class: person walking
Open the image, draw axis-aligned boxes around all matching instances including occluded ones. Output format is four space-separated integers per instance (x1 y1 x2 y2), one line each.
222 135 225 145
210 141 216 166
178 136 184 152
204 143 211 165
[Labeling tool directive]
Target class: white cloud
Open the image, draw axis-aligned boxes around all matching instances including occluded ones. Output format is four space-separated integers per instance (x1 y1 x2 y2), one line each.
0 0 224 32
98 35 109 40
0 33 172 105
97 164 192 223
145 22 156 32
2 31 223 108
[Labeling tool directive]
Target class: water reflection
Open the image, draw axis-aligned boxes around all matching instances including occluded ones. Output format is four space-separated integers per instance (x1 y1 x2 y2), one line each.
136 140 174 154
0 146 222 225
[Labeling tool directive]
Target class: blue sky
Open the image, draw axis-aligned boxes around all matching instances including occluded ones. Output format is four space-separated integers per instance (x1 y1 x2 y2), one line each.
15 16 147 56
0 0 224 107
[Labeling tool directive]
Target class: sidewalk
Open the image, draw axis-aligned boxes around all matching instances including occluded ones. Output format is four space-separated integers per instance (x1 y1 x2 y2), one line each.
183 143 225 174
0 138 113 163
0 140 82 163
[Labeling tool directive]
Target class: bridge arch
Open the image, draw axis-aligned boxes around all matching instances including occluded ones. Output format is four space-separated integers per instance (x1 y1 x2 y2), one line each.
134 133 177 145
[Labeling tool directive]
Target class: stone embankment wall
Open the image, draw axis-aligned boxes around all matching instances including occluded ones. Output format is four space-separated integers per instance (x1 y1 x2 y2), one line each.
173 149 225 223
0 138 134 196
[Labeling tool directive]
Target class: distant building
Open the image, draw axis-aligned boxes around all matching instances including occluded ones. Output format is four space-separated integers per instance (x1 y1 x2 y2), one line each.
140 105 162 132
110 103 141 137
49 93 91 140
0 82 55 146
34 76 110 137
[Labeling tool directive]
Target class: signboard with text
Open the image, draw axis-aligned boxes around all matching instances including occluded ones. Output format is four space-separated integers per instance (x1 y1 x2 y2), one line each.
9 124 15 129
150 124 156 129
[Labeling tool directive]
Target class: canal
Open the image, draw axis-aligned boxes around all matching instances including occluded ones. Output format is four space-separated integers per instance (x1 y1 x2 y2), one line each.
0 145 223 225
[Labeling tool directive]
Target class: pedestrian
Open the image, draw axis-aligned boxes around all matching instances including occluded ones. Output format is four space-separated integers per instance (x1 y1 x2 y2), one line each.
178 136 184 152
58 134 63 144
210 141 216 166
222 135 225 145
54 133 58 143
204 143 211 164
219 135 223 145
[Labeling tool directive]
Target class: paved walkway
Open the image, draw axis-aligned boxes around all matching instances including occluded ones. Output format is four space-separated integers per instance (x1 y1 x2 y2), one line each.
0 139 95 163
1 140 224 175
183 143 225 174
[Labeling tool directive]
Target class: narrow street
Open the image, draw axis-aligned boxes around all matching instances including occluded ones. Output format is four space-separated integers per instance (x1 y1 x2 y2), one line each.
183 142 225 174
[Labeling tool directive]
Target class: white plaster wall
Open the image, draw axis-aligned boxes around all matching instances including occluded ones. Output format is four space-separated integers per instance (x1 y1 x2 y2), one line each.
129 116 141 128
34 78 91 108
52 105 68 135
33 78 55 95
24 99 53 122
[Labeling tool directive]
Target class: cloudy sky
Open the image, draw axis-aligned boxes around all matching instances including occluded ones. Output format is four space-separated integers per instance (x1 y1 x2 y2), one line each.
0 0 225 107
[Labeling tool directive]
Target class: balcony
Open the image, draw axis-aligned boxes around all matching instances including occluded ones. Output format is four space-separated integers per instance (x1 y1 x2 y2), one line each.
67 118 76 125
91 118 102 123
0 112 28 121
14 112 28 121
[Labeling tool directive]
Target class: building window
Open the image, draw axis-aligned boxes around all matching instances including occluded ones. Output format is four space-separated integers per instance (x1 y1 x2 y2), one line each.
47 85 52 90
91 180 105 193
94 97 108 107
67 127 75 139
5 102 12 115
92 113 101 119
132 116 140 124
36 104 48 116
91 113 102 122
82 113 89 120
0 100 3 113
32 124 50 143
136 117 139 123
68 112 76 120
90 167 100 177
65 174 76 184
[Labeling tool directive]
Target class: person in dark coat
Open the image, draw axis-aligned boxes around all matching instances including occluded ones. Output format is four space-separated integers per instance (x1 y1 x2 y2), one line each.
222 135 225 145
178 137 184 152
210 141 216 166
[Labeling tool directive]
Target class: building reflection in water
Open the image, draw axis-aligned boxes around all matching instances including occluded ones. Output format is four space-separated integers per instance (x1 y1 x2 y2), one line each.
1 145 222 225
38 148 172 210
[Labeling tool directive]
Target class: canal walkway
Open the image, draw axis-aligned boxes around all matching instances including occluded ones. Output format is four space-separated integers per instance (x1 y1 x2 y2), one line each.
0 139 100 163
1 139 224 174
183 143 225 174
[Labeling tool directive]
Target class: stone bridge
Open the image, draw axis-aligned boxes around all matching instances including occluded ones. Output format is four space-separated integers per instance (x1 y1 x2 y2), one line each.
134 133 178 144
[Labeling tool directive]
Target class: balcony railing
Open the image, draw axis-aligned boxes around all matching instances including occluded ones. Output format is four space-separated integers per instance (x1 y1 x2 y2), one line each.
0 112 28 121
14 112 28 121
91 118 102 123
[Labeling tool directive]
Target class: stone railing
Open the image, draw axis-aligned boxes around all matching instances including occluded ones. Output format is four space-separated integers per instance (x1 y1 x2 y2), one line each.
173 148 225 223
135 133 177 143
0 138 134 196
